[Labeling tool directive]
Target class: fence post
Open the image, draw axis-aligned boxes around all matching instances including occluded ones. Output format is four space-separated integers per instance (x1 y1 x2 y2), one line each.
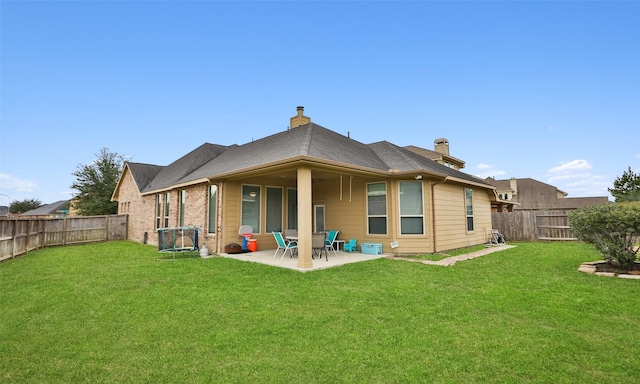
11 219 16 259
62 217 68 246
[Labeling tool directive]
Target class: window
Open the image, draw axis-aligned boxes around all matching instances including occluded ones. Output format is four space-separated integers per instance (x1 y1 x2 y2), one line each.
266 187 283 233
241 185 260 233
208 185 217 234
164 192 170 228
314 204 325 233
287 188 297 229
465 188 474 231
367 182 387 234
156 194 162 229
179 190 186 227
399 181 424 234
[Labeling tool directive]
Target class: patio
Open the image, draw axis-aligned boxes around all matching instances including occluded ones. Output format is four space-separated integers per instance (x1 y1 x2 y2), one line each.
216 248 388 272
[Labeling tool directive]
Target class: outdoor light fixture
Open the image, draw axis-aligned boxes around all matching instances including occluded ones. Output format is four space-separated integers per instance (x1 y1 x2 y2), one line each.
415 174 423 180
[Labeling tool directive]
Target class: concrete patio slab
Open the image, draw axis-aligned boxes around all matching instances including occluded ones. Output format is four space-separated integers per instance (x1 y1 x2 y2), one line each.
217 248 386 272
214 243 515 272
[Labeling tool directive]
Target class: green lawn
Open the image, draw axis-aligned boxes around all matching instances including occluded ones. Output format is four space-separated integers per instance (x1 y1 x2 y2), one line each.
1 241 638 383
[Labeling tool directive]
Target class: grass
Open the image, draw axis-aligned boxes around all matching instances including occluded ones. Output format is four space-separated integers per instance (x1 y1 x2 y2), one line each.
1 241 639 383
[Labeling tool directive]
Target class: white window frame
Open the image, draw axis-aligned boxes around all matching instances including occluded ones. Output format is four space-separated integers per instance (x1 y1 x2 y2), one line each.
241 185 261 234
399 181 424 235
465 188 474 232
266 186 283 233
367 182 387 235
208 185 217 234
179 190 186 227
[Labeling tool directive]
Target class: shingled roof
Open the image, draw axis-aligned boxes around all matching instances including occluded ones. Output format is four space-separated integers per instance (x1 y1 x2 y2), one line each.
143 143 231 192
126 162 164 191
21 200 70 216
137 123 491 194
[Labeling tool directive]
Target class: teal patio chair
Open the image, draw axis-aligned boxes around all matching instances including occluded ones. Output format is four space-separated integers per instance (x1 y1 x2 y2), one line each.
324 230 340 256
272 232 298 260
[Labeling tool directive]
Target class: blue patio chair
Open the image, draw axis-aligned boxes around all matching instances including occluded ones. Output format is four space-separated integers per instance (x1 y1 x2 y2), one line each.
344 239 357 252
272 231 298 260
324 230 340 256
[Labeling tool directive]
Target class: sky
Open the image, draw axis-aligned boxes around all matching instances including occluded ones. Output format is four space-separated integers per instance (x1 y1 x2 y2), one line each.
1 1 639 206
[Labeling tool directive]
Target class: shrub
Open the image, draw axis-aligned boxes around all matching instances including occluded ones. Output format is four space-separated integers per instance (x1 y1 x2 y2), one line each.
568 202 640 269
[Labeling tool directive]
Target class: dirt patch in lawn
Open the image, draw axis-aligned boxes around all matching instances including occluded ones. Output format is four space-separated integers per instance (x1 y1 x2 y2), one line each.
579 261 640 279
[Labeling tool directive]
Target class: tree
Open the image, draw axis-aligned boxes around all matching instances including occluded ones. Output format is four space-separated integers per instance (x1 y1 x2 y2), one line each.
608 166 640 202
568 202 640 270
9 198 43 214
71 148 124 216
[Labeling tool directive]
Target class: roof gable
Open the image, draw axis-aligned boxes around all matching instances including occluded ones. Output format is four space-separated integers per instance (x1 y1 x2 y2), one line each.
370 141 486 184
178 123 391 184
127 162 164 192
143 143 230 192
137 122 492 194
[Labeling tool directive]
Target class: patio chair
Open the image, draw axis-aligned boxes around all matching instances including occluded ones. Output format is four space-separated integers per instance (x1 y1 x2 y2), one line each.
272 232 298 260
284 229 298 239
324 230 339 256
344 239 357 252
312 233 328 261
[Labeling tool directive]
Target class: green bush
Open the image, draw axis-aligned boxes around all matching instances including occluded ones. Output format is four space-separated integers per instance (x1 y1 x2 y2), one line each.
568 202 640 269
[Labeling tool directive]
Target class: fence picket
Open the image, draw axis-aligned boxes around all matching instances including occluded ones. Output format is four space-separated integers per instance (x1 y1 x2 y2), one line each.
491 210 577 242
0 215 127 261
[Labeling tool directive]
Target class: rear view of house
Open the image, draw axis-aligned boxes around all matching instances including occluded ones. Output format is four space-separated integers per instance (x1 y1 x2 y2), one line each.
112 107 502 269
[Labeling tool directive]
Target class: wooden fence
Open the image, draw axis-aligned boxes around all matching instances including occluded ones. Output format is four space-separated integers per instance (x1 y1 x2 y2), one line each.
0 215 128 262
491 210 577 242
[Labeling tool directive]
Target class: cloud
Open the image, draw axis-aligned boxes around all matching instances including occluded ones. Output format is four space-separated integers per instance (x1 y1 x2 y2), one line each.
548 159 592 173
546 160 609 197
473 163 506 179
0 173 37 193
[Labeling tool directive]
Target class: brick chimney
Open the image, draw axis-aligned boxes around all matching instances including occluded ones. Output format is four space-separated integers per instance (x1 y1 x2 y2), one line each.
289 106 311 129
434 138 449 155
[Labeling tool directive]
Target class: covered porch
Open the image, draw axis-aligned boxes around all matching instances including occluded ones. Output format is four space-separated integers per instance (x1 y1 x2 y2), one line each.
216 247 388 272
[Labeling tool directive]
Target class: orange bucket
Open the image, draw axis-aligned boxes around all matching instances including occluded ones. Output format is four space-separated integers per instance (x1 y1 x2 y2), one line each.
247 239 258 252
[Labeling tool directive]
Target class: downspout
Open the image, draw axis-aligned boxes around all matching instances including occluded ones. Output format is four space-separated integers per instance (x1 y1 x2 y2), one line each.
431 176 449 253
216 182 224 254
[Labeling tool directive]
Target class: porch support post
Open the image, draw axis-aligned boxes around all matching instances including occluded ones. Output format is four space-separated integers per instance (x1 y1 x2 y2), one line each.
296 167 313 269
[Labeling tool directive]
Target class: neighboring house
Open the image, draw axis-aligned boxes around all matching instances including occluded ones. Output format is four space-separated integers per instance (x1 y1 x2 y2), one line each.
404 138 465 170
112 107 503 269
20 200 71 218
484 177 609 211
0 206 9 218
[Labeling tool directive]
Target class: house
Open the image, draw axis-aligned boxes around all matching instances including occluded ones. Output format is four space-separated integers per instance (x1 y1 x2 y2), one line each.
484 177 609 211
112 107 503 269
404 138 465 170
20 200 71 218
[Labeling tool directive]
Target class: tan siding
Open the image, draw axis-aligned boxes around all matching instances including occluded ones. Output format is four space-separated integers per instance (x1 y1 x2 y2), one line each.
315 178 367 243
473 189 493 243
221 182 242 250
118 165 495 257
433 183 491 251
